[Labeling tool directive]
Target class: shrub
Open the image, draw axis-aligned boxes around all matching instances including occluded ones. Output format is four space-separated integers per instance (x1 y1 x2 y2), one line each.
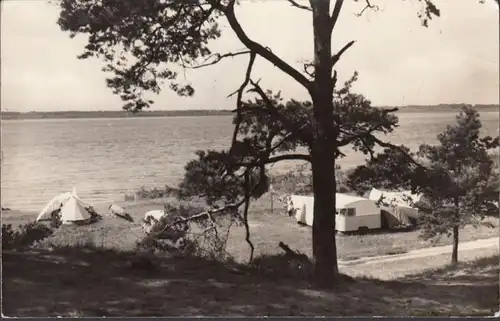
270 165 357 196
2 222 54 249
249 253 314 282
135 185 180 200
136 202 238 261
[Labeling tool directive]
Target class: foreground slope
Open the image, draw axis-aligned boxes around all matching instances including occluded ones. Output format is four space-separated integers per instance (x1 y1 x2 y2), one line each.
2 247 498 317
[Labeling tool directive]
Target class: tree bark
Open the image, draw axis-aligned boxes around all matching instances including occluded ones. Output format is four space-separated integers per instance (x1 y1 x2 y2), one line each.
310 0 339 287
451 225 459 265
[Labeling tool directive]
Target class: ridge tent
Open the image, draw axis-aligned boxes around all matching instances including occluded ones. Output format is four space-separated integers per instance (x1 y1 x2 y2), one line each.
59 195 93 224
286 195 314 225
36 188 93 224
368 188 424 227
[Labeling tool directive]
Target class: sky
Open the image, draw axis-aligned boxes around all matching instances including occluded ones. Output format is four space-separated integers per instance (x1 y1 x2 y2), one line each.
1 0 499 112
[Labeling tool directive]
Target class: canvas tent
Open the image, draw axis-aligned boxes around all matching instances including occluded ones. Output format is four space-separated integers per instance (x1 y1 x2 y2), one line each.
288 193 381 232
368 188 424 227
142 209 168 234
58 195 93 224
36 188 93 224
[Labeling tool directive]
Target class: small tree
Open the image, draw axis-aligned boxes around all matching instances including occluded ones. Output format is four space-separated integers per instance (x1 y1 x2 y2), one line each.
348 106 499 265
416 106 499 265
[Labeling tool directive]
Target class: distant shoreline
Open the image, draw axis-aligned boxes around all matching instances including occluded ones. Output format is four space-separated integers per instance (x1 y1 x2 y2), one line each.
1 104 498 120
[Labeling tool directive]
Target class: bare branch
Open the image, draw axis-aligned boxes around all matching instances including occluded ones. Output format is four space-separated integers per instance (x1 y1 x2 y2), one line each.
229 52 257 156
330 0 345 32
332 40 356 67
356 0 379 17
187 50 251 69
151 201 244 238
338 124 383 147
243 171 255 263
370 135 426 170
331 70 338 88
303 61 315 78
287 0 312 11
210 1 313 92
238 153 312 167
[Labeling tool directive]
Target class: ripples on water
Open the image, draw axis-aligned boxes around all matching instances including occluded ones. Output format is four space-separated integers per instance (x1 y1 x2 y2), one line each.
1 113 498 212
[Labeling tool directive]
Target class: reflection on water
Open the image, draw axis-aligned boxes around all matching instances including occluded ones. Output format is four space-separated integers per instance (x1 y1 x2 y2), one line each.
1 113 498 211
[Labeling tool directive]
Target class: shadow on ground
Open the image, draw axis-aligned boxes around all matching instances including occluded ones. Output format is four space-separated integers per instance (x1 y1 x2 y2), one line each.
2 247 498 317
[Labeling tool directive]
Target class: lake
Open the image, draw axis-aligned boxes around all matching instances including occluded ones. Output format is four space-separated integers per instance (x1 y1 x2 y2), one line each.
1 112 498 212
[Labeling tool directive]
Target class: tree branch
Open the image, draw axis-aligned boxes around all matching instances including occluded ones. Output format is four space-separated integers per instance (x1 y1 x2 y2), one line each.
246 79 313 144
356 0 379 17
330 0 345 32
229 52 257 157
287 0 312 11
243 171 255 263
187 50 252 69
332 40 355 67
210 1 313 92
370 135 426 170
268 153 312 164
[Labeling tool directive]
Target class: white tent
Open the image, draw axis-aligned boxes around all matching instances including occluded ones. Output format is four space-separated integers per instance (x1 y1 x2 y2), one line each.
368 188 423 209
36 187 91 222
286 195 314 225
59 195 93 224
368 188 423 221
288 193 381 232
142 209 168 234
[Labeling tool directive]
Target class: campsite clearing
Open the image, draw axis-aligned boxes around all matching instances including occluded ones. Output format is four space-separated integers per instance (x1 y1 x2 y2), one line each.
2 194 498 262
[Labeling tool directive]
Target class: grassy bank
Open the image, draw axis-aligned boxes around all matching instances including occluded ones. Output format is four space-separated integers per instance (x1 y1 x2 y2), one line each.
2 194 497 263
2 245 498 317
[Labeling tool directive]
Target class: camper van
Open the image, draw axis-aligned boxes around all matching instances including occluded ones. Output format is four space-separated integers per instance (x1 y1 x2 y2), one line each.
288 193 381 232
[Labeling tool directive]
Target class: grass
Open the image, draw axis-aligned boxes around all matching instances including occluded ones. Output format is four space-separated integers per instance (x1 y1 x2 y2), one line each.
2 245 498 317
2 193 498 263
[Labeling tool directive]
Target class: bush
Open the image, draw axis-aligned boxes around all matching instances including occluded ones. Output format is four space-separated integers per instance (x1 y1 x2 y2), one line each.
249 253 314 282
136 202 238 261
270 165 357 196
2 222 54 250
134 185 180 200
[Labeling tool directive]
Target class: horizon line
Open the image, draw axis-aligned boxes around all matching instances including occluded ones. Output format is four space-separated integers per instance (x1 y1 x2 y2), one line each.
2 103 499 114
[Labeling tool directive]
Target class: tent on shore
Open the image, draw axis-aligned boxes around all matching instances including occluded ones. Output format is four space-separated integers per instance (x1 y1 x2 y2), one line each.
36 188 94 225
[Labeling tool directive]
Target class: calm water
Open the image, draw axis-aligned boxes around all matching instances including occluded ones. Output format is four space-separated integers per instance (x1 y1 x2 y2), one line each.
1 113 498 211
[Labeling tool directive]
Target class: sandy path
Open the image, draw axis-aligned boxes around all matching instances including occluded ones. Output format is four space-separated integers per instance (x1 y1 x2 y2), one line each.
340 236 499 280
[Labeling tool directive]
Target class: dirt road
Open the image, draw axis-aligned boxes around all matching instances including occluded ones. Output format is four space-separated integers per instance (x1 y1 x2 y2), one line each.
340 236 499 280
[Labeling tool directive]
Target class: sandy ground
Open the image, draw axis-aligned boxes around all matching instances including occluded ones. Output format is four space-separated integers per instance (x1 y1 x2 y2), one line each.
340 236 499 279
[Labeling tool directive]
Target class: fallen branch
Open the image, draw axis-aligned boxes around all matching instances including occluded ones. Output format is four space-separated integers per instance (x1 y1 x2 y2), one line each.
278 241 311 263
151 200 244 238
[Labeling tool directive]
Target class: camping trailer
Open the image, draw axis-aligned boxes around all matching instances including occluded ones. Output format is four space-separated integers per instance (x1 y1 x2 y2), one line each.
334 194 381 232
287 193 381 232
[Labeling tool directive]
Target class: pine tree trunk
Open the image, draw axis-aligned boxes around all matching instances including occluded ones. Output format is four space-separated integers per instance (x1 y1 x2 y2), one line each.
311 151 338 287
451 225 459 265
310 0 339 288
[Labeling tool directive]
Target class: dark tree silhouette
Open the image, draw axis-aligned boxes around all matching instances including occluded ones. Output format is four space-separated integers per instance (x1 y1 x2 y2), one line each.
57 0 490 287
